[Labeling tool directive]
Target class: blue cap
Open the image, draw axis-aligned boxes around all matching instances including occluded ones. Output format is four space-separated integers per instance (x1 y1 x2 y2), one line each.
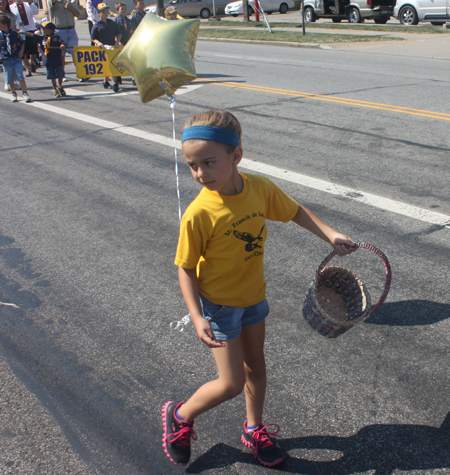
41 21 56 30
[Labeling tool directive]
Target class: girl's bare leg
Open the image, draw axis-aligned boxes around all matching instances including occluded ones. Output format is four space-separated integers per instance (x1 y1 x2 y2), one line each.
178 337 247 422
241 319 266 427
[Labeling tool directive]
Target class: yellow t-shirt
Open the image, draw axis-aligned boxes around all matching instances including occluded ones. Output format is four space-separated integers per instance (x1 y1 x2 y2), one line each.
174 173 299 307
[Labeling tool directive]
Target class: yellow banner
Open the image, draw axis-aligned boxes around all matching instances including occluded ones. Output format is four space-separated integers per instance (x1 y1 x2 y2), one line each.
74 46 131 78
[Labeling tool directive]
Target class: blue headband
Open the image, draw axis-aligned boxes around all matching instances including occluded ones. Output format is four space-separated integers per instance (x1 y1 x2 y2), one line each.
181 126 240 147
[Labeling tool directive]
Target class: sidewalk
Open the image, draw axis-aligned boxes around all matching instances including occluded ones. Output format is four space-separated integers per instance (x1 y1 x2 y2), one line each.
200 11 450 59
326 33 450 59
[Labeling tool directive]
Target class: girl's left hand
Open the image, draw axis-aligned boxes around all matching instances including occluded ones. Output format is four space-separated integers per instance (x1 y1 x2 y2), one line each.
332 234 358 256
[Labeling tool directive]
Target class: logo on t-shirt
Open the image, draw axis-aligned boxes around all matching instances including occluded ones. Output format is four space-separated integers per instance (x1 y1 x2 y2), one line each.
233 224 265 252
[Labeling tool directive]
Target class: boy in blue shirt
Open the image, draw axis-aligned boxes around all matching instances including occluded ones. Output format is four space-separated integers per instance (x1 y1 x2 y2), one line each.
114 2 132 45
130 0 146 30
25 21 66 98
91 2 122 92
0 15 31 102
114 1 132 85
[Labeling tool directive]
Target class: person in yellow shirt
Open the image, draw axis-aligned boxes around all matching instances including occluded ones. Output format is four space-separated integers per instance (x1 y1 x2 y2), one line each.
162 109 357 468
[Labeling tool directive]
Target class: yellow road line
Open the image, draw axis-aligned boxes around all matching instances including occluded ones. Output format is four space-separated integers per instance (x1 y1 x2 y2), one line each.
196 80 450 121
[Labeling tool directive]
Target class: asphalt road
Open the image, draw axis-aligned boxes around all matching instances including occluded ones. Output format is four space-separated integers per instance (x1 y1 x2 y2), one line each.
1 24 450 475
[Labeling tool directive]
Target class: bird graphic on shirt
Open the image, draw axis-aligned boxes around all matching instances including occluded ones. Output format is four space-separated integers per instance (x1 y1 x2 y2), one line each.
233 224 265 252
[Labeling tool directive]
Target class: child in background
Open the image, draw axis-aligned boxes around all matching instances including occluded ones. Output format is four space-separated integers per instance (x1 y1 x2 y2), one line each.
114 2 132 44
162 110 357 467
34 13 48 69
114 1 132 86
0 0 21 91
130 0 145 30
25 21 66 98
9 0 39 77
0 14 31 102
91 2 121 92
164 5 183 20
129 0 144 85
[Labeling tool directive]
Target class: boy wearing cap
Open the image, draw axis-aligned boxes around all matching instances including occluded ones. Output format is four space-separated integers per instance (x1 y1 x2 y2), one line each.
0 14 31 102
25 20 66 97
91 2 122 92
45 0 80 76
165 5 183 19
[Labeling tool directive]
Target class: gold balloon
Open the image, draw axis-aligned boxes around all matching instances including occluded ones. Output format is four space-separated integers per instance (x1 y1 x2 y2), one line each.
116 14 200 103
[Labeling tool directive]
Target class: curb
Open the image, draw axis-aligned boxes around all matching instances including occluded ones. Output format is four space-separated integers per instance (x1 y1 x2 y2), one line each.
198 36 323 48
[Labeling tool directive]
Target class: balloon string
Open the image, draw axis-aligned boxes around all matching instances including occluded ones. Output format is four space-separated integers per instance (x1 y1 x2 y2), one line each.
169 95 182 221
170 314 192 332
168 95 191 332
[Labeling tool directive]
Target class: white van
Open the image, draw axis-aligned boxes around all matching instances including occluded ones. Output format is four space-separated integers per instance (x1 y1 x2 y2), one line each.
303 0 395 23
146 0 215 18
393 0 449 25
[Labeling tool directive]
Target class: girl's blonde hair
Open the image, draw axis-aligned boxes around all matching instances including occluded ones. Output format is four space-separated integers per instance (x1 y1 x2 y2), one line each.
184 110 242 152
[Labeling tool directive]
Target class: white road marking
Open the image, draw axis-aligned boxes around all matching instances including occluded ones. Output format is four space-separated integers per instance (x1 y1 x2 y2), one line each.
2 91 449 229
174 84 204 95
241 160 450 228
65 83 202 98
214 54 244 59
210 54 282 62
247 57 283 62
66 88 139 97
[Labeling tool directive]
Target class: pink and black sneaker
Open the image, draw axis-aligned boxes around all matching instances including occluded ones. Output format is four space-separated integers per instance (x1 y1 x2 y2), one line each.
241 421 284 467
162 401 197 466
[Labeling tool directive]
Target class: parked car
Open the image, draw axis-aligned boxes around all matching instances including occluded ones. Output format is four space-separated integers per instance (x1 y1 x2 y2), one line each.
393 0 449 25
146 0 214 18
302 0 394 23
225 0 295 16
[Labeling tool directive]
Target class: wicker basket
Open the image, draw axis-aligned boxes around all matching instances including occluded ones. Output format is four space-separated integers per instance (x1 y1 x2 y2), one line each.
303 242 391 338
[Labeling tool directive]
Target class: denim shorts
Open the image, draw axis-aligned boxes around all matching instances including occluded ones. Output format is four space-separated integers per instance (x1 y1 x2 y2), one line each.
56 28 79 53
3 58 25 84
46 65 65 80
199 294 269 341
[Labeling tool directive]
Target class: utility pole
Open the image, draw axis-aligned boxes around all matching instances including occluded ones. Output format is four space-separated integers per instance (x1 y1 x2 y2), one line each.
302 0 305 34
157 0 165 18
243 0 249 20
255 0 259 21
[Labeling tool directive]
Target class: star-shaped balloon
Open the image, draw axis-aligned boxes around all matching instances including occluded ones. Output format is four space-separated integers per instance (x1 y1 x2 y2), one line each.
116 14 200 103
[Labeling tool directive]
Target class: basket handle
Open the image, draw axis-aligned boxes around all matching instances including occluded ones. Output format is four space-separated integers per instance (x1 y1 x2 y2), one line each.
316 242 392 315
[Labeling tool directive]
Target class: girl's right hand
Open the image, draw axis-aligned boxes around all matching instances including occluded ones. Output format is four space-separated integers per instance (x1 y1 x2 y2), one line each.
194 318 225 348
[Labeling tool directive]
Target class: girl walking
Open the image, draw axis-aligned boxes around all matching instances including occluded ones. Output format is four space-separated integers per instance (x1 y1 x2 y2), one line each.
162 110 357 467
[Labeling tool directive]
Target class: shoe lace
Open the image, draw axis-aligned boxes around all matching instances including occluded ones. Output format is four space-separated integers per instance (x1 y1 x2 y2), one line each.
165 422 198 447
250 424 280 456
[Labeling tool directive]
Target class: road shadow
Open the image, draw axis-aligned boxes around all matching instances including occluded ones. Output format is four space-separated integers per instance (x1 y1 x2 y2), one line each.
196 73 240 78
187 413 450 474
365 300 450 326
194 73 246 85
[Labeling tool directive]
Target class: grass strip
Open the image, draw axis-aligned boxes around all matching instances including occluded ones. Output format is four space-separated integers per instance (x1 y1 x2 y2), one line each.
198 28 403 42
203 20 448 33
